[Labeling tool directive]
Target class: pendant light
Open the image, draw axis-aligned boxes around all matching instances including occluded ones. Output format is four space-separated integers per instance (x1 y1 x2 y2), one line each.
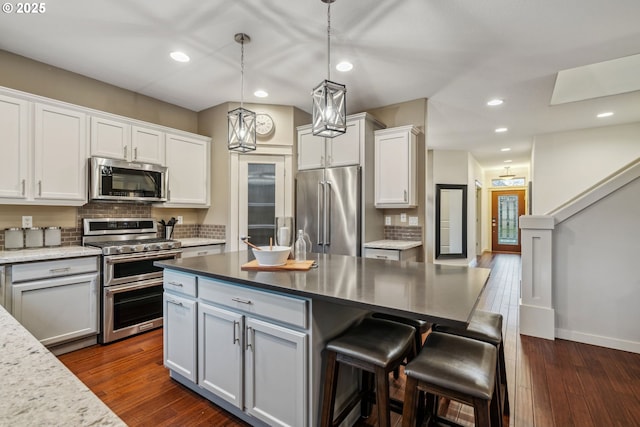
311 0 347 138
499 166 516 179
228 33 257 153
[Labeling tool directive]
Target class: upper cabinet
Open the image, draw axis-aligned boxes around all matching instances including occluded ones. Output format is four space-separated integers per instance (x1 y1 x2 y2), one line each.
297 113 384 170
90 116 165 165
0 94 29 200
163 133 210 207
374 125 419 208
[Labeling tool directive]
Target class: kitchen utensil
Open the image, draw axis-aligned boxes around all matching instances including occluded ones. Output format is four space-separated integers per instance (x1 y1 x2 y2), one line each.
252 246 291 266
241 237 261 251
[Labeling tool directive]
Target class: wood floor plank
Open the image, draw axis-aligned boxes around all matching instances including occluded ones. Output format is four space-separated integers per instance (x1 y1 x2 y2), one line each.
57 253 640 427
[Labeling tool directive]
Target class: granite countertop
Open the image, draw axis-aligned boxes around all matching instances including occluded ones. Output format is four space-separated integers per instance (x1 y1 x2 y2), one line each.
0 245 102 265
363 240 423 250
157 251 490 328
176 238 226 248
0 305 125 426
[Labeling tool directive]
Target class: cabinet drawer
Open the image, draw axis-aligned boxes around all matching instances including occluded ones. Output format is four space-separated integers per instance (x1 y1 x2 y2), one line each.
181 245 224 258
164 270 197 297
199 277 307 329
363 248 400 261
12 256 98 283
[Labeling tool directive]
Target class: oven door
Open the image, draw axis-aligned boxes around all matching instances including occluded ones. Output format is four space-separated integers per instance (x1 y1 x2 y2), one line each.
102 278 164 343
104 249 181 287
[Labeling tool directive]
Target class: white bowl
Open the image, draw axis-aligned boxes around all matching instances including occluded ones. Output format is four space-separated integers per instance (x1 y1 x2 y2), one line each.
252 246 291 266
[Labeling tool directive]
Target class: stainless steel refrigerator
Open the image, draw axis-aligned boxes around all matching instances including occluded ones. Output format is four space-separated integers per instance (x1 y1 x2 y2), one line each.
296 166 361 256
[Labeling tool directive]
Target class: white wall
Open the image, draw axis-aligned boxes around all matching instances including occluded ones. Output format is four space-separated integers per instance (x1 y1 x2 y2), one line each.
532 123 640 214
553 176 640 352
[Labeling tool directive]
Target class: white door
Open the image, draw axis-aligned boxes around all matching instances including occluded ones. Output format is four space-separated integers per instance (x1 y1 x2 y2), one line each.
132 125 165 165
33 103 87 202
198 303 244 409
11 273 99 347
163 292 197 381
90 116 129 161
165 133 209 206
0 94 29 200
244 317 307 427
238 155 286 247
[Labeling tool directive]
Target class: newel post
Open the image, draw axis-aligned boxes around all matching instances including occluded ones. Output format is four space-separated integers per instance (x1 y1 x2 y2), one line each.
519 215 555 340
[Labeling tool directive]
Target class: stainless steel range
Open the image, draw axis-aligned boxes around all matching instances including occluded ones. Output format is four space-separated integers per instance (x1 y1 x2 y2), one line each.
82 218 182 343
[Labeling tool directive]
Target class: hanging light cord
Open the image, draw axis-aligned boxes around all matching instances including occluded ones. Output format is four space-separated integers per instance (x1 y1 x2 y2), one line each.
327 1 331 80
240 36 245 109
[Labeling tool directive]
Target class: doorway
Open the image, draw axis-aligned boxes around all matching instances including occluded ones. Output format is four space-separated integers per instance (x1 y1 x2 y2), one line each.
491 189 525 253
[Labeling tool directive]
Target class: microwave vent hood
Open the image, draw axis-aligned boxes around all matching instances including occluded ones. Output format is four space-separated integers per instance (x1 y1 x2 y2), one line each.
89 157 168 203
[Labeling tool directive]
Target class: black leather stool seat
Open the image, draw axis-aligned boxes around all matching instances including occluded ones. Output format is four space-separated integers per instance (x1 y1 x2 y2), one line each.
326 317 416 367
434 310 501 345
321 317 417 427
402 332 501 427
371 312 430 333
405 332 496 400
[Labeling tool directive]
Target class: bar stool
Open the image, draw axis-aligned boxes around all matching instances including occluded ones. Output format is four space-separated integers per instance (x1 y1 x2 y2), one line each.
321 317 417 427
371 312 430 378
401 332 501 427
433 310 510 417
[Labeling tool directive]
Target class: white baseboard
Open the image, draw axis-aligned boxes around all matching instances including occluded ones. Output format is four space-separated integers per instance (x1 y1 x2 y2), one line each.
555 328 640 354
519 303 555 340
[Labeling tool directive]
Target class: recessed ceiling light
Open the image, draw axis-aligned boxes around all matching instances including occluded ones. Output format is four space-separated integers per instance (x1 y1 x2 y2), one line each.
597 111 614 118
495 127 508 133
500 147 511 152
254 90 269 98
487 99 504 106
504 159 512 163
336 61 353 72
170 51 190 62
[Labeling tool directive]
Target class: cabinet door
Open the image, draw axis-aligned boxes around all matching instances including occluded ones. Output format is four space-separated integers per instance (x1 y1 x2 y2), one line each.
375 127 418 208
132 125 165 165
297 127 325 170
326 119 360 167
198 303 244 409
245 317 307 427
34 103 87 202
163 292 197 381
165 133 209 206
90 116 129 161
0 94 29 200
11 273 99 347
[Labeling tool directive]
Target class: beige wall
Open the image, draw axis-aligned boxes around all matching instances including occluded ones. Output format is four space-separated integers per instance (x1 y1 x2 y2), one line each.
0 50 198 132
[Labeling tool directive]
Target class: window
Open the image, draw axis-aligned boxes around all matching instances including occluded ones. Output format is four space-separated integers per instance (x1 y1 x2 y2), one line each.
491 177 526 187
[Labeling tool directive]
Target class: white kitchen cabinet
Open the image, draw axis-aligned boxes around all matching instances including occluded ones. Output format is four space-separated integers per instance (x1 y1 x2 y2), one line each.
10 256 99 348
91 116 166 165
181 244 224 258
164 133 210 207
363 246 419 262
374 125 419 208
34 103 88 203
0 94 29 200
163 291 197 382
298 114 370 170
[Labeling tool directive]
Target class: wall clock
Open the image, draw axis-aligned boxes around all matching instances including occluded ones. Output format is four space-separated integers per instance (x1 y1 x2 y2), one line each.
256 113 275 137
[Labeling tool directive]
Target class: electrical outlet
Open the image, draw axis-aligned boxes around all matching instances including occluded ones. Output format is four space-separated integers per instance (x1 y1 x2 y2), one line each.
400 213 407 223
177 216 183 225
385 216 391 226
409 216 419 226
22 216 33 228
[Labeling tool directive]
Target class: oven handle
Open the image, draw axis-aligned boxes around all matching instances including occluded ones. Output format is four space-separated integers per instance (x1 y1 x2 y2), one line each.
105 249 182 265
105 279 163 296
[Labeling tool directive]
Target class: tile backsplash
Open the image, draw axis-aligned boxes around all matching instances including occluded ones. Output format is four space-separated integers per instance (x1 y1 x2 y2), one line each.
384 225 422 241
0 202 225 250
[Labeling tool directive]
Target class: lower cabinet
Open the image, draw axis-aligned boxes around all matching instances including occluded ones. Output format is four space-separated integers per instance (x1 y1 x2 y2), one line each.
165 272 309 426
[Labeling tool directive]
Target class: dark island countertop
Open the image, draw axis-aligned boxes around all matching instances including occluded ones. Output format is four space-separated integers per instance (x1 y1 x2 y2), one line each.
156 251 491 328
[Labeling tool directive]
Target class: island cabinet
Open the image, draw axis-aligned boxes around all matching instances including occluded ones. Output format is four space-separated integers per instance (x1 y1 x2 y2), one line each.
162 267 365 427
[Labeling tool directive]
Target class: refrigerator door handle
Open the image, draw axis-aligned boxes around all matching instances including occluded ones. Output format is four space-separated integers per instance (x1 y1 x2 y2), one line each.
325 180 332 245
317 181 324 245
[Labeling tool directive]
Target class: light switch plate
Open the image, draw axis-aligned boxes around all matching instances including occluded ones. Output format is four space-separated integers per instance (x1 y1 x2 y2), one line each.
385 216 391 226
177 216 183 225
409 216 418 226
22 216 33 228
400 213 407 223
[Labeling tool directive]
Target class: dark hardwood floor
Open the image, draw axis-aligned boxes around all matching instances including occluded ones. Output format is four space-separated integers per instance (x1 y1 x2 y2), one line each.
59 253 640 426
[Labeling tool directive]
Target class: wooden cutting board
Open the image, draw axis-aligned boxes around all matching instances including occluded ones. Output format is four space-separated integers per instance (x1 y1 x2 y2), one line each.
241 259 315 271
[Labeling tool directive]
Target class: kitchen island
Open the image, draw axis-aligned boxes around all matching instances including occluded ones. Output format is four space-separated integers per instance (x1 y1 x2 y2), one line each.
156 251 490 427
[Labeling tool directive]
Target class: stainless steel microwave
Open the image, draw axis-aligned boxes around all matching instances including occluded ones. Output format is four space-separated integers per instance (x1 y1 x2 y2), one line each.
89 157 168 203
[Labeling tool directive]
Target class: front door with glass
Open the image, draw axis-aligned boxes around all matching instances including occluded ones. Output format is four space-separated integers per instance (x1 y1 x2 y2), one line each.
491 189 526 253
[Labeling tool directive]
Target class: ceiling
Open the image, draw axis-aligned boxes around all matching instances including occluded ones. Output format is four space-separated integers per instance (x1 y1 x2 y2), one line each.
1 0 639 169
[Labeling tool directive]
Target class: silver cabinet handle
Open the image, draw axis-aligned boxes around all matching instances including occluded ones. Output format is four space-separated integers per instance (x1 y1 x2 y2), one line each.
134 147 138 160
233 320 240 344
167 281 184 287
167 299 183 307
375 255 388 259
232 297 252 305
124 145 128 158
21 179 25 196
246 326 253 351
404 190 408 202
49 267 71 274
197 251 208 256
38 180 42 196
326 180 332 245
